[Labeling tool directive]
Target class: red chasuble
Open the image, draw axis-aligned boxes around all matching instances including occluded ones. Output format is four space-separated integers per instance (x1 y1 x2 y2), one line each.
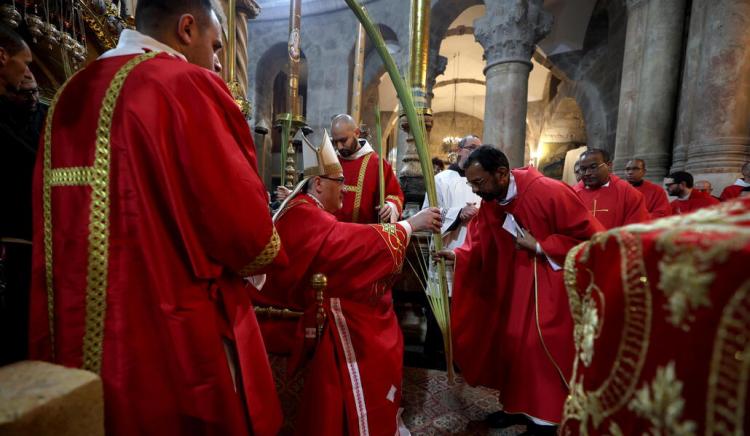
632 179 671 219
335 147 404 223
670 189 720 215
574 174 649 229
254 194 409 436
452 167 605 423
28 53 286 436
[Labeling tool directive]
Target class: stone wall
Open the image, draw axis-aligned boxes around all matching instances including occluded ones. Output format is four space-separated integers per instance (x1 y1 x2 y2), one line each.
429 112 484 158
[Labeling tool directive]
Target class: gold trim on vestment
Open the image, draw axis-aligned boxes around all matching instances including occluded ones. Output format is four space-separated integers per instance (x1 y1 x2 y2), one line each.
238 228 281 276
385 194 403 213
705 278 750 435
48 167 96 186
351 153 372 223
563 231 653 432
42 52 158 372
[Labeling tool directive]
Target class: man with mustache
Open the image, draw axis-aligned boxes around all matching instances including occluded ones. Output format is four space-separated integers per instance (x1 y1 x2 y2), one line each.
331 113 404 224
574 148 649 229
435 145 603 435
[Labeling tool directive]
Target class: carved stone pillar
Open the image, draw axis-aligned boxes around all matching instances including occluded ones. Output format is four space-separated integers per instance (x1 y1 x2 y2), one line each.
674 0 750 190
474 0 552 168
612 0 687 181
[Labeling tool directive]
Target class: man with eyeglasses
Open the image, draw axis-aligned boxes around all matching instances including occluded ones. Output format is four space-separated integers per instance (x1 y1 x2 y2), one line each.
331 113 404 224
666 171 720 215
573 148 649 229
624 159 671 219
254 132 441 436
435 145 604 435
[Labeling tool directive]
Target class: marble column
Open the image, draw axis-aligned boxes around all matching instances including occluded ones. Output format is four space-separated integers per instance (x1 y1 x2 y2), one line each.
474 0 552 169
676 0 750 190
612 0 687 181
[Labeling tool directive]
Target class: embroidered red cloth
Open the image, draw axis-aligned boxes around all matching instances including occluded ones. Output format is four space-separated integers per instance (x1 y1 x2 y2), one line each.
561 197 750 435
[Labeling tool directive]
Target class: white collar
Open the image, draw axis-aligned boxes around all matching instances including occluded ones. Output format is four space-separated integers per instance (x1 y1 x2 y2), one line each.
98 29 187 61
585 179 610 190
499 173 517 205
339 139 374 160
734 178 750 188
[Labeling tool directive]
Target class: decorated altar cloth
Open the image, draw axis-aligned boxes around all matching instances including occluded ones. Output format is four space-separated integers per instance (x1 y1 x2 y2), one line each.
561 197 750 435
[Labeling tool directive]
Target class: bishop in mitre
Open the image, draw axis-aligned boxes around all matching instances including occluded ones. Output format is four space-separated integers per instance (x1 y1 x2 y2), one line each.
251 131 441 436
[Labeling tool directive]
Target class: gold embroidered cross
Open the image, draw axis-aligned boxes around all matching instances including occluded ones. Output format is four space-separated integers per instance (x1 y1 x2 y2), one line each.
591 199 609 217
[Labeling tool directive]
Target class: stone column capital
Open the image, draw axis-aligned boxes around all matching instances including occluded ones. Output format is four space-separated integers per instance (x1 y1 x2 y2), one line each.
473 0 552 72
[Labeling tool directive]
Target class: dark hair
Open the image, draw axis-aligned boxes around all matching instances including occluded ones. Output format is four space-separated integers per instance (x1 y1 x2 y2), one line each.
432 157 444 171
0 25 27 56
135 0 217 32
668 171 694 188
463 145 509 173
581 148 611 163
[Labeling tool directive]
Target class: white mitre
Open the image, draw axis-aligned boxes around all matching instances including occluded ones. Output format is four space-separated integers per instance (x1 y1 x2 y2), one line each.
273 130 342 222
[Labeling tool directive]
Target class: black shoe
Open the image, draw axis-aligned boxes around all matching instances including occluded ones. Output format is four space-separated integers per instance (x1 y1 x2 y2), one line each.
485 411 529 429
519 423 558 436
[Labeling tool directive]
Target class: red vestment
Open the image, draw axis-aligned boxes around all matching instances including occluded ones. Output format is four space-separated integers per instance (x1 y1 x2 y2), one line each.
561 197 750 435
253 194 409 436
335 145 404 223
670 189 720 214
632 179 671 219
719 179 749 201
28 53 286 435
574 174 649 229
452 167 605 423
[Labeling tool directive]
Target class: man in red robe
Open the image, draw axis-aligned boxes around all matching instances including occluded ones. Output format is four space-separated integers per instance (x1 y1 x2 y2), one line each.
331 114 404 223
28 2 286 434
574 149 649 229
435 146 605 435
252 132 442 435
625 159 671 219
666 171 720 214
719 162 750 201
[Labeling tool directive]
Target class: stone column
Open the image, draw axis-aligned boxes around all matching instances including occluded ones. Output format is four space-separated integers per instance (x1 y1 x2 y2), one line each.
612 0 687 181
474 0 552 169
679 0 750 190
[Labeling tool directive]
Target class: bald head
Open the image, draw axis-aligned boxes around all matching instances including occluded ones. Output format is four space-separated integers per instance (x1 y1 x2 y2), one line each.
331 114 361 157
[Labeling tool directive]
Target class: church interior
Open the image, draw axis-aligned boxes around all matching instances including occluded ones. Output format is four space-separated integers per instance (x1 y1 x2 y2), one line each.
1 0 749 435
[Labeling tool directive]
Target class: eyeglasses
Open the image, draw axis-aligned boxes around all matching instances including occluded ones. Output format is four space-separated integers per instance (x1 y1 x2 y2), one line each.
320 175 345 184
580 162 606 174
458 143 478 151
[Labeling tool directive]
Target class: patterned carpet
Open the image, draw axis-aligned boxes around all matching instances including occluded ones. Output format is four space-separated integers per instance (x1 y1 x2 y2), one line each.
270 355 525 435
401 367 525 435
